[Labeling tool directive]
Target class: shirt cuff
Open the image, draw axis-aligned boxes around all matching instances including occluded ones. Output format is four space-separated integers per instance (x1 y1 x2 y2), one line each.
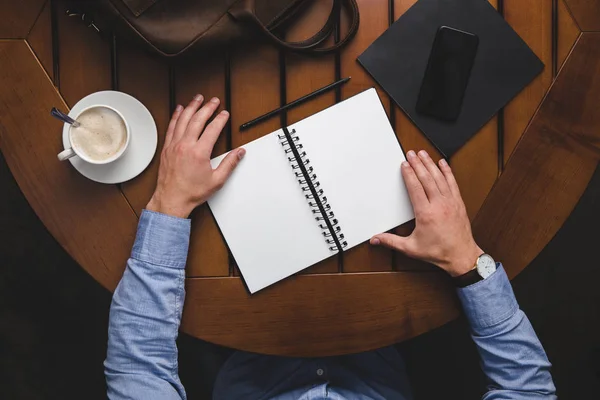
131 210 191 269
456 264 519 331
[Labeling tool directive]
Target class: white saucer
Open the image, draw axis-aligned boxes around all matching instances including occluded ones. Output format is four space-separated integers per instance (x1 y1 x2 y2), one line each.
63 91 158 184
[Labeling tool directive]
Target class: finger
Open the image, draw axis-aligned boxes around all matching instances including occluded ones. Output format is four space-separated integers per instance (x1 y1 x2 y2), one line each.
173 94 204 142
370 233 414 256
406 150 440 200
213 148 246 188
163 104 183 149
401 161 429 212
418 150 450 196
199 110 229 151
438 158 461 199
185 97 221 142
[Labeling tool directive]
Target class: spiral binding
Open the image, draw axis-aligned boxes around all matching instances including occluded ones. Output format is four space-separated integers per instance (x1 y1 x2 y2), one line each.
279 128 348 252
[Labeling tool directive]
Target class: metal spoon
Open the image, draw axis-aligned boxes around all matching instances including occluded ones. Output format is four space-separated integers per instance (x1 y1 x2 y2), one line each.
51 107 80 127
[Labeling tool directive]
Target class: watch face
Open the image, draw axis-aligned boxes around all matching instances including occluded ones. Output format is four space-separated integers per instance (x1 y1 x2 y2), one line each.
476 254 496 279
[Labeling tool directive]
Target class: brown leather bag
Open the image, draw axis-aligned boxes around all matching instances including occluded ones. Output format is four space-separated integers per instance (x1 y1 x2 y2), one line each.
82 0 360 57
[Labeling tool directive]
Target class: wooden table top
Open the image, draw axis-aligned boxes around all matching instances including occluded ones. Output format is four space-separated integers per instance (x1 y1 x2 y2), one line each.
1 0 599 356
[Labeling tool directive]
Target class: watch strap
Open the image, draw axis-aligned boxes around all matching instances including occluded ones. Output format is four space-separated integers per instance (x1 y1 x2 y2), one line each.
453 266 483 288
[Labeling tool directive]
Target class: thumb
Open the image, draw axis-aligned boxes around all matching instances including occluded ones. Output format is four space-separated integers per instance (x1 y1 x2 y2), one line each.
370 233 413 255
214 148 245 186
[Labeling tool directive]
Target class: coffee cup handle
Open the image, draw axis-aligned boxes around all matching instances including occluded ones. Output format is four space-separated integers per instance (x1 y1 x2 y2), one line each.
57 147 76 161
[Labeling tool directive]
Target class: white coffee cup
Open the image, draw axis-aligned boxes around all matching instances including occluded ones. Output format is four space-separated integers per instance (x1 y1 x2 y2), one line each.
57 105 130 165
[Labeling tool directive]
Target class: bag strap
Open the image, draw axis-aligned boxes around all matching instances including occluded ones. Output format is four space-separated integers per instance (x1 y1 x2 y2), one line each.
270 0 341 49
121 0 158 17
229 0 359 54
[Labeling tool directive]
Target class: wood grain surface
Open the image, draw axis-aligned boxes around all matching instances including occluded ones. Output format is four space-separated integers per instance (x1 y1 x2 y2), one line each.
558 0 582 70
564 0 600 31
181 270 460 356
451 118 499 219
230 46 281 147
503 0 553 164
27 0 53 81
473 32 600 279
0 41 137 290
0 0 46 38
55 0 111 107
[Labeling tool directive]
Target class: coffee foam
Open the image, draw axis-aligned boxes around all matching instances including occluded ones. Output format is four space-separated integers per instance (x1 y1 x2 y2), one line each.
71 107 127 162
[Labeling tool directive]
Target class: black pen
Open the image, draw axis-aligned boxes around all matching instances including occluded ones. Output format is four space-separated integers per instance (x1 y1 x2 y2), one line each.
240 76 351 131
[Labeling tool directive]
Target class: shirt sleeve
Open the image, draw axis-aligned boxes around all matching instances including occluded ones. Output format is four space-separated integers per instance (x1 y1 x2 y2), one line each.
104 210 190 400
457 264 557 400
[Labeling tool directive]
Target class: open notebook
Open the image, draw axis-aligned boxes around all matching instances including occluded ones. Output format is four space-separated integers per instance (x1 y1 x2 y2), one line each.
209 88 414 293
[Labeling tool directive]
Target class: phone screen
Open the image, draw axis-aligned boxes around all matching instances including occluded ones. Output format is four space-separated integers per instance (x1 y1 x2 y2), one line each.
416 26 479 122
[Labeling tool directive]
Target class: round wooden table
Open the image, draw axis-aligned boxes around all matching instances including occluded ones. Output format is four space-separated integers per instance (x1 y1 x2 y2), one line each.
1 0 600 356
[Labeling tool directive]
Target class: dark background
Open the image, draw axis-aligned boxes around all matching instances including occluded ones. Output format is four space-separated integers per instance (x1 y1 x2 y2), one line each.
1 150 599 399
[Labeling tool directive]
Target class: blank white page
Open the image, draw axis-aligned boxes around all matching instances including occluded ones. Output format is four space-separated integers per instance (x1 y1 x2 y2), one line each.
289 88 415 251
208 132 333 294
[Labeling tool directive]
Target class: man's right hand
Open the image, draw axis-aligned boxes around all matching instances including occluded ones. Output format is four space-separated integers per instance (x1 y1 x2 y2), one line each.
370 150 483 277
146 95 245 219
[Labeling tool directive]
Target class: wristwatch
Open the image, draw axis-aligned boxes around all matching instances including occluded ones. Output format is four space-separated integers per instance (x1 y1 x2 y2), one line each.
453 253 496 288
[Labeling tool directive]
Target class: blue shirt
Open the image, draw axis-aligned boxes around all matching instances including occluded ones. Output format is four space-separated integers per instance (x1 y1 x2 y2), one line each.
105 210 557 399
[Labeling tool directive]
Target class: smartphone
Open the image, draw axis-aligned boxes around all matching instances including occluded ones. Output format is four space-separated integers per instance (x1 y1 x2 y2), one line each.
416 26 479 122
